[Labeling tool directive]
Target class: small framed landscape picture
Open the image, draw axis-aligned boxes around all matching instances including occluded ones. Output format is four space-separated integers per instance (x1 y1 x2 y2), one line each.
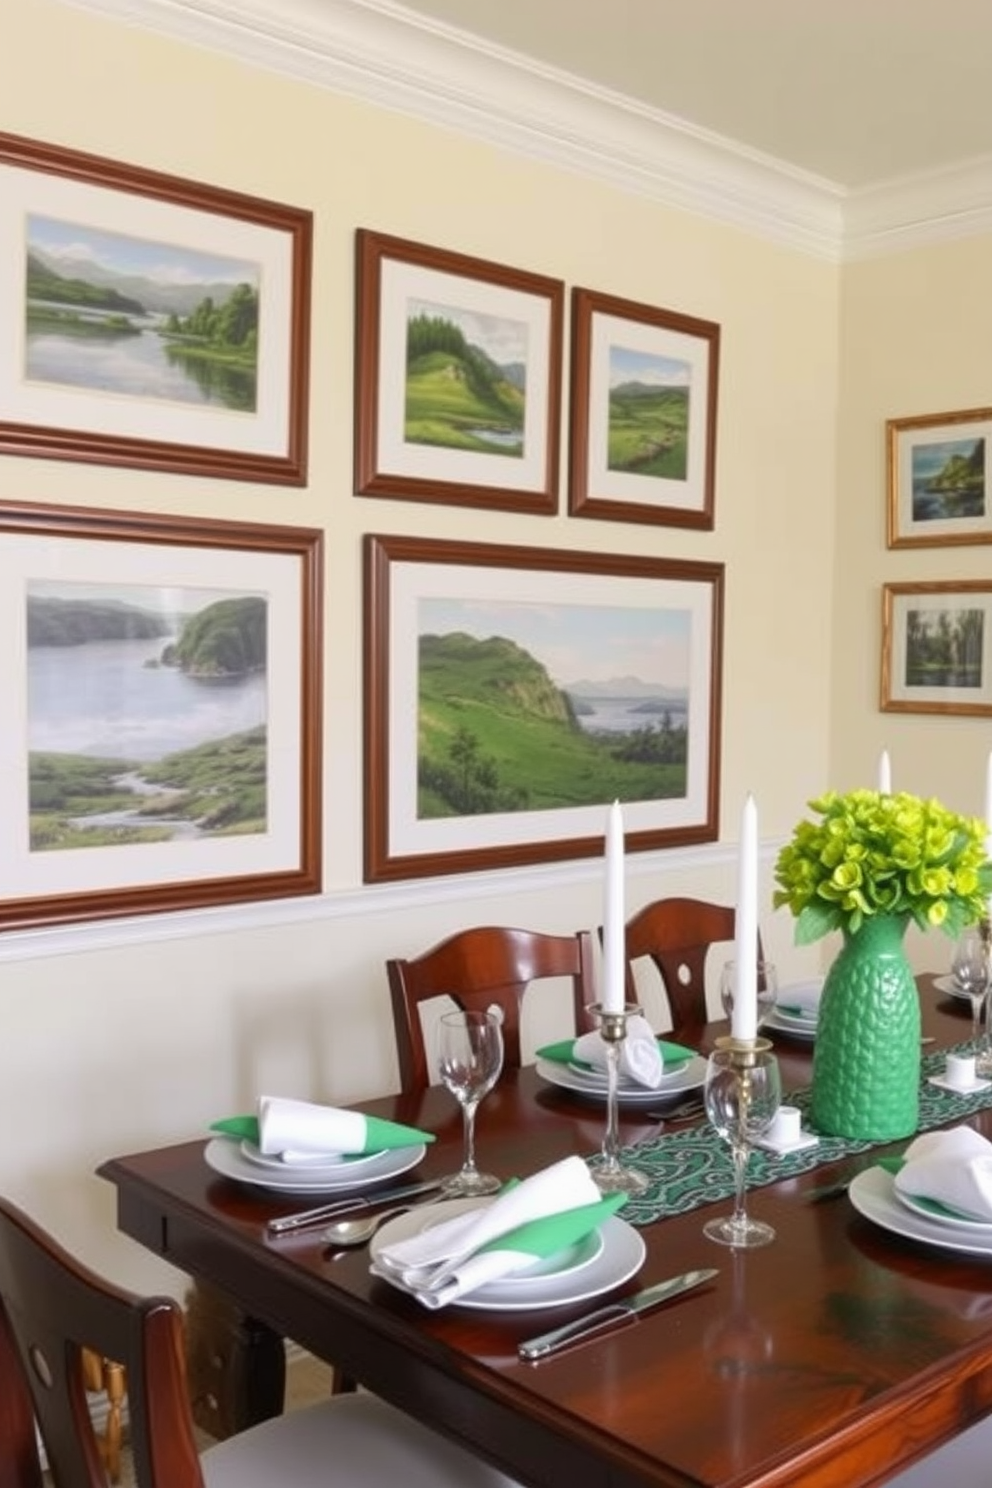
0 131 312 483
887 408 992 548
363 533 724 882
568 287 720 529
354 231 564 514
881 581 992 715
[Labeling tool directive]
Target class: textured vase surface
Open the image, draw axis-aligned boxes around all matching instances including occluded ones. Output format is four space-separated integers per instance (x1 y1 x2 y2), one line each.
810 913 920 1140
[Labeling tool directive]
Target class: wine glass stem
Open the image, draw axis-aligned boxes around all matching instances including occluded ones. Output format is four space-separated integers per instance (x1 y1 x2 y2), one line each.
730 1139 749 1230
461 1099 480 1176
973 995 984 1052
602 1039 621 1172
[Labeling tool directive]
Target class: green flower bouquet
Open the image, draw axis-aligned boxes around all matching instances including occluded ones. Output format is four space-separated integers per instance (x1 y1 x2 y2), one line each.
773 788 992 945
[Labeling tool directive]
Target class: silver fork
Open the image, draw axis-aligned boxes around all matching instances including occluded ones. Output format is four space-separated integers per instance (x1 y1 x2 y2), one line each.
642 1097 705 1124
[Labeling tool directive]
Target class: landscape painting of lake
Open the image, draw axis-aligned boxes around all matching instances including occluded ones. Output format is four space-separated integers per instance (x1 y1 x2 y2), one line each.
416 596 690 819
27 580 268 853
607 344 690 481
405 297 528 458
25 215 260 412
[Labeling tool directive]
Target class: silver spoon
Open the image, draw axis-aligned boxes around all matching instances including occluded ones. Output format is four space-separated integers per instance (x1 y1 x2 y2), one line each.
320 1203 417 1249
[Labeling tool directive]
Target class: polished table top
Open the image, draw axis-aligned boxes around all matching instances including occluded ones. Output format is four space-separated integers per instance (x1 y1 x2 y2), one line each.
99 980 992 1488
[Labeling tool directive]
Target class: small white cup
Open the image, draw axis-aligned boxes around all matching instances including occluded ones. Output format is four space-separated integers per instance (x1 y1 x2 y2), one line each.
945 1052 977 1090
765 1104 802 1147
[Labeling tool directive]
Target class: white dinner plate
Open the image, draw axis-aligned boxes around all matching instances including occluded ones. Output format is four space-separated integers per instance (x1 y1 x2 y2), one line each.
239 1141 382 1175
534 1053 706 1106
370 1196 645 1311
849 1166 992 1256
763 1009 817 1042
203 1137 426 1194
933 974 979 1004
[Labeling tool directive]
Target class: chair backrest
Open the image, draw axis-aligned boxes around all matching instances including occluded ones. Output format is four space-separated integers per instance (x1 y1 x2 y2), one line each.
0 1193 205 1488
387 926 596 1093
617 897 763 1043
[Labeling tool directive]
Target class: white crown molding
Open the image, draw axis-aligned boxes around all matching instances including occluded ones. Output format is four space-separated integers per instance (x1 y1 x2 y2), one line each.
55 0 992 262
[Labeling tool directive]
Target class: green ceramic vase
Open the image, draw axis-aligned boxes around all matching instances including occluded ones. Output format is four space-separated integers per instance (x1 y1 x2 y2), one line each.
810 913 920 1141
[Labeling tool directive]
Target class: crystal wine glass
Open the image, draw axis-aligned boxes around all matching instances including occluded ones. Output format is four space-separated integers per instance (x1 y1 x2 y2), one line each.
702 1044 782 1249
951 925 991 1058
720 961 779 1031
436 1008 504 1197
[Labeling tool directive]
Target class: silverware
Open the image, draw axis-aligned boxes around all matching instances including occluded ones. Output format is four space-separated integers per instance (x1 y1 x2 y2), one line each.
266 1178 443 1236
517 1268 718 1361
642 1098 705 1123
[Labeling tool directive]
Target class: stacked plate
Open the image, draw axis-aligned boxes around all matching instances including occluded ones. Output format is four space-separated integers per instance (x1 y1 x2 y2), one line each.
849 1165 992 1258
534 1051 707 1107
763 978 823 1041
933 973 979 1004
203 1137 427 1194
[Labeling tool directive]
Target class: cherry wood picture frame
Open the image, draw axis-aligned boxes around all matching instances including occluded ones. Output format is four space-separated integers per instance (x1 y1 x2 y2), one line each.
355 230 564 514
0 500 323 929
364 532 723 882
0 131 312 484
569 286 720 529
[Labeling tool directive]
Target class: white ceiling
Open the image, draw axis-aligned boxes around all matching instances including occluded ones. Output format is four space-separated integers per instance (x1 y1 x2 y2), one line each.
64 0 992 258
390 0 992 189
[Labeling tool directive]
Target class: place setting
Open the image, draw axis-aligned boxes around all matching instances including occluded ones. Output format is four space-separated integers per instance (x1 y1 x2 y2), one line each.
204 1094 436 1198
848 1126 992 1259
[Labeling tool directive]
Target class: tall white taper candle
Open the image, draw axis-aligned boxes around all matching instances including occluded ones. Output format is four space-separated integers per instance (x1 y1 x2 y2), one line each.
878 749 892 795
602 800 625 1014
731 794 759 1042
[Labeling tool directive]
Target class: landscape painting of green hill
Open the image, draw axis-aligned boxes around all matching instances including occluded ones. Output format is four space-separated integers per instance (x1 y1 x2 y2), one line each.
416 597 691 820
607 345 690 480
404 298 527 457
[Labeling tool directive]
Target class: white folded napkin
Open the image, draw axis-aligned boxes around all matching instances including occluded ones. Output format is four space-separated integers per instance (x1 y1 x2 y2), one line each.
573 1014 665 1088
210 1097 433 1165
894 1126 992 1221
371 1155 624 1308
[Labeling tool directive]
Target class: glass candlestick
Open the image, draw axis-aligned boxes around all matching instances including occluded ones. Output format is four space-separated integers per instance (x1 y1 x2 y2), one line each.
585 1002 650 1196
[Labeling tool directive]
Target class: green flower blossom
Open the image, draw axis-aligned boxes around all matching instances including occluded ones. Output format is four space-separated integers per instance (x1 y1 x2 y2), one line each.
773 789 992 944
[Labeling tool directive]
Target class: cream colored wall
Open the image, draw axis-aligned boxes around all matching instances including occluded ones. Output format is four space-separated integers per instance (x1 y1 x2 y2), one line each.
0 0 837 1292
836 237 992 974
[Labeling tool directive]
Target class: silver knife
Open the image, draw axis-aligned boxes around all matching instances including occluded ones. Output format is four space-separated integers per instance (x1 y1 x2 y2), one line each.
517 1268 718 1361
266 1178 443 1236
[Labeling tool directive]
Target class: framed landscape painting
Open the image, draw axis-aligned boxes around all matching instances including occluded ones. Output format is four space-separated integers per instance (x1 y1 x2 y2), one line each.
881 580 992 715
354 231 564 514
0 132 312 483
364 533 724 881
568 287 720 529
0 501 323 929
887 407 992 548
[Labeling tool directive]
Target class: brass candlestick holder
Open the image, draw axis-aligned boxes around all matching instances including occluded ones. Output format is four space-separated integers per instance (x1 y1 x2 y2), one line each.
586 1002 649 1196
702 1032 781 1249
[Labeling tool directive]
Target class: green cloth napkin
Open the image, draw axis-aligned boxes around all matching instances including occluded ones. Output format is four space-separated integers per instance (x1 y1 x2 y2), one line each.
210 1113 434 1152
535 1036 694 1070
477 1193 626 1258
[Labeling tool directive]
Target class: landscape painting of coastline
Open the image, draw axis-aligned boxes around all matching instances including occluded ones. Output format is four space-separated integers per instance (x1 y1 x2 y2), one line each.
417 597 690 820
28 579 268 854
355 230 563 514
569 287 719 530
888 408 992 548
405 298 526 459
0 131 311 481
882 581 992 715
26 215 260 412
0 505 322 930
364 535 723 881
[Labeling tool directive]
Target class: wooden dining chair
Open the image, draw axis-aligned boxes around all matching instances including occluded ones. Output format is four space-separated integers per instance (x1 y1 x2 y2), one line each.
387 925 596 1093
0 1192 522 1488
615 896 763 1044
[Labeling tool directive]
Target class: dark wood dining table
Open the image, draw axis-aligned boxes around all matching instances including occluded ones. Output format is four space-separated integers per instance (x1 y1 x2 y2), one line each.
99 978 992 1488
